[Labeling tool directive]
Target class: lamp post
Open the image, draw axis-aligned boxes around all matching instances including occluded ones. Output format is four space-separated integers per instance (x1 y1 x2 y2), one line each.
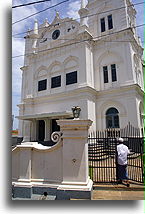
72 106 81 119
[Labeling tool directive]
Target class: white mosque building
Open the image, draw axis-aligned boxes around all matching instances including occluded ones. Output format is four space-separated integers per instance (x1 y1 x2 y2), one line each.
17 0 144 143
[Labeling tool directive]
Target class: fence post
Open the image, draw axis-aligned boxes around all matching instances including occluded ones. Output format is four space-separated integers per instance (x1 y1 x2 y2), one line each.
57 119 93 199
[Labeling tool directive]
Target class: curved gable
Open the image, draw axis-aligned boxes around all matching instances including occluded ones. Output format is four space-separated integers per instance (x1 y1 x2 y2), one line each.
34 66 47 79
48 61 62 74
98 51 123 66
64 56 78 70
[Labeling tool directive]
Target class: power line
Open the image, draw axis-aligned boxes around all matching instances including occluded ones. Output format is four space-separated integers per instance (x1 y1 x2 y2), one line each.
14 37 75 41
13 38 144 42
13 25 145 42
12 0 70 25
12 25 144 59
12 1 145 36
12 0 51 8
13 23 145 40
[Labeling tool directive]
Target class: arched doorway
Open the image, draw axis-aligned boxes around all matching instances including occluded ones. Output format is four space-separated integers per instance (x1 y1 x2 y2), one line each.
106 107 120 128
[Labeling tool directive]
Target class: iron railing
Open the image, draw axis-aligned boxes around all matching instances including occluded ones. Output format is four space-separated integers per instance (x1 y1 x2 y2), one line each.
88 123 144 184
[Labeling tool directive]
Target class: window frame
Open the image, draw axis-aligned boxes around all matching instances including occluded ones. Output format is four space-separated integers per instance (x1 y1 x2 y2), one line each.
111 64 117 82
100 17 106 32
103 66 109 83
38 79 47 91
66 71 77 85
106 107 120 128
51 75 61 88
108 14 113 30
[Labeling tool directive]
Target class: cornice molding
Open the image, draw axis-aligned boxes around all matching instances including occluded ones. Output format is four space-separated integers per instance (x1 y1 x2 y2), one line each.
97 84 144 97
22 86 97 105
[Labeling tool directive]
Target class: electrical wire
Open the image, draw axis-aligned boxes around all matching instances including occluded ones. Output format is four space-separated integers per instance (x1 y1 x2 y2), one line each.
14 37 76 41
13 23 144 42
12 0 52 8
12 0 70 25
12 1 145 36
12 25 144 59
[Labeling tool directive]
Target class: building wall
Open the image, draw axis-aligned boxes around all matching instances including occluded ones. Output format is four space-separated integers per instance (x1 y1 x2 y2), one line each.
18 0 144 140
94 42 130 90
87 0 128 38
96 86 143 130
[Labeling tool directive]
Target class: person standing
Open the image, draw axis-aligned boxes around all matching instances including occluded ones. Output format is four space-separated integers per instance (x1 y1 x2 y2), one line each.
116 137 130 187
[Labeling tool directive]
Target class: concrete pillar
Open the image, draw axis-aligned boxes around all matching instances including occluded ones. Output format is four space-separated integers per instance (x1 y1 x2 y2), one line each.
31 119 37 141
23 120 31 142
44 119 51 141
57 119 93 195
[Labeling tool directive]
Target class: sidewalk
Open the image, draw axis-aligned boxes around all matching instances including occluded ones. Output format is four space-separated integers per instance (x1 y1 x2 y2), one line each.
92 183 144 200
12 183 144 200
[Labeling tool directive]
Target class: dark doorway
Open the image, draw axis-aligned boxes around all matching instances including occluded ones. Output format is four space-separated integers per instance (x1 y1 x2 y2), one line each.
52 119 60 133
38 120 45 141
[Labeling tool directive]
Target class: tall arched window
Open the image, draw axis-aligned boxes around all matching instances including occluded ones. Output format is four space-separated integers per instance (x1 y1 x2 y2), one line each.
106 107 120 128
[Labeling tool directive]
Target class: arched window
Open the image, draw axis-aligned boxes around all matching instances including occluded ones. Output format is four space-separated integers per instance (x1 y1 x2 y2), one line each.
106 107 120 128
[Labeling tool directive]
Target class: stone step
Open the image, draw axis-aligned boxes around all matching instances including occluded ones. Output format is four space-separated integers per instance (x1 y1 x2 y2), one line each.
32 194 56 200
12 194 56 200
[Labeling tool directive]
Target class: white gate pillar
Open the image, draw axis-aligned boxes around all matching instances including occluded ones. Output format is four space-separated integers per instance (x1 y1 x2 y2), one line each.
57 119 93 197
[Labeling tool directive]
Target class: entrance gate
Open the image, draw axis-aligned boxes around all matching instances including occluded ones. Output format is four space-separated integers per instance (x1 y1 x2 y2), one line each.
88 123 144 184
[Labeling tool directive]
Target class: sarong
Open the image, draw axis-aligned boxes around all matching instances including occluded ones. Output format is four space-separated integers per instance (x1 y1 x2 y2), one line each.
117 164 128 180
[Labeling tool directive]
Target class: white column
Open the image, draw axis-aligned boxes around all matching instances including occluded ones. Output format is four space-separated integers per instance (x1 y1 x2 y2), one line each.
57 119 93 190
31 119 37 141
22 120 31 142
44 119 51 141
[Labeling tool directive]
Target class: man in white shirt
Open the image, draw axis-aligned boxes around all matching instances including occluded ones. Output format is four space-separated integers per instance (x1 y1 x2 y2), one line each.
117 137 130 187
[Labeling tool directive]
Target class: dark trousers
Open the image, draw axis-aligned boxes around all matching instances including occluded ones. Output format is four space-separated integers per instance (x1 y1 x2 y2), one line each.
116 164 128 180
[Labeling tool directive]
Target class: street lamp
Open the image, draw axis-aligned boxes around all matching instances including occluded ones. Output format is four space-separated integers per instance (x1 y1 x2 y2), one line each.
72 106 81 119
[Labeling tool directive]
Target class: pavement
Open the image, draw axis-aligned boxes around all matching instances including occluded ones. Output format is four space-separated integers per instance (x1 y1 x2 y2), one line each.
12 182 144 200
92 182 144 200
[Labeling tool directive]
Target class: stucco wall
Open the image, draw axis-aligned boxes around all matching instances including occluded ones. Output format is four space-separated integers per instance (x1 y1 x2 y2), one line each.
18 0 144 138
96 86 143 130
12 142 63 183
31 147 63 182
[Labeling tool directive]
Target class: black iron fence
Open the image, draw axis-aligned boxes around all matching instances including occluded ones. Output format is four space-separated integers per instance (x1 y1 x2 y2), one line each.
88 123 144 184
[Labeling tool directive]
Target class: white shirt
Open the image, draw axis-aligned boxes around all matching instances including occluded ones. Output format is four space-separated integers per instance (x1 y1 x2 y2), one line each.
117 144 130 165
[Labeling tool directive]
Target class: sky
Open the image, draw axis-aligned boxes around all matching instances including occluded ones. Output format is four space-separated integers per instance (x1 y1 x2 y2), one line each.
12 0 144 130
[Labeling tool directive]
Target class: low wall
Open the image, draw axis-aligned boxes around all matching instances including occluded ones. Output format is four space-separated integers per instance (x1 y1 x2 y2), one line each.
12 119 93 199
12 141 63 184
